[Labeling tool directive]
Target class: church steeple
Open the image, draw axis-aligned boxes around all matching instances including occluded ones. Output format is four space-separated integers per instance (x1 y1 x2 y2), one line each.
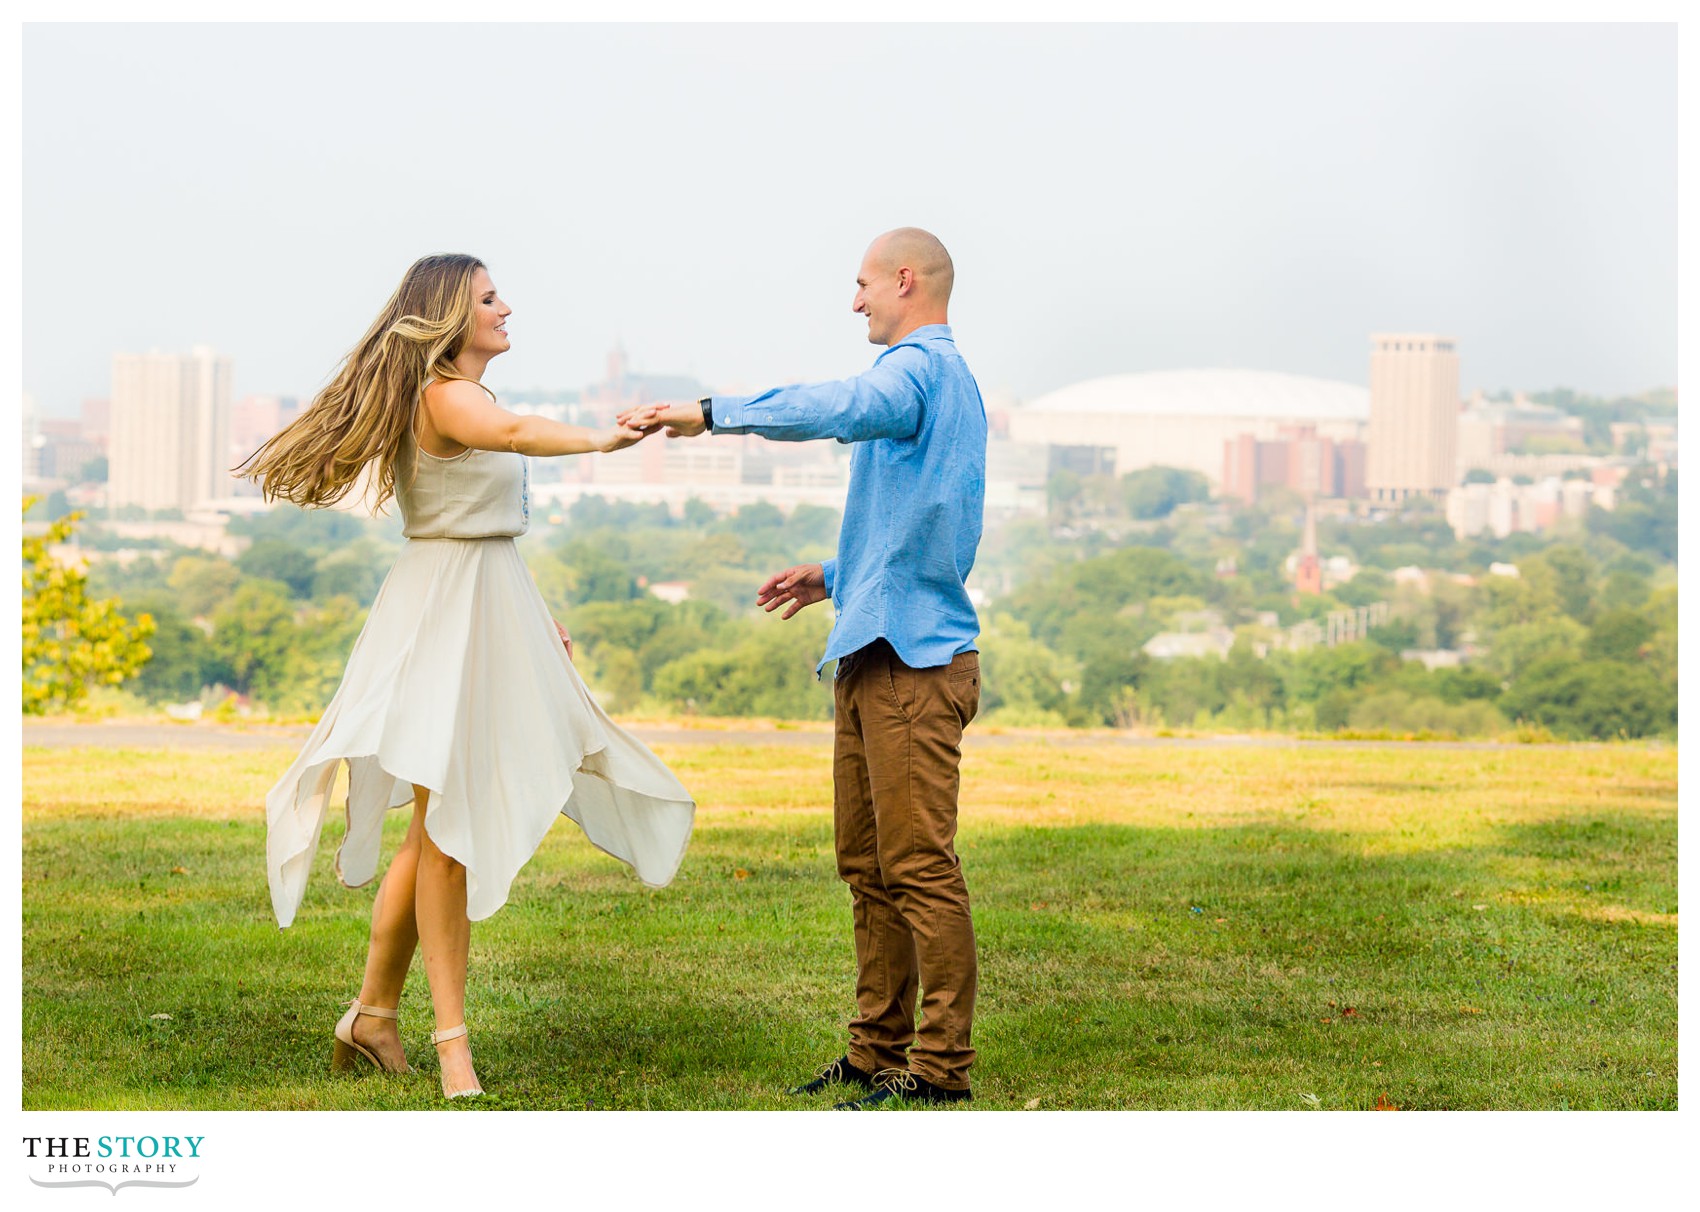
1295 498 1323 596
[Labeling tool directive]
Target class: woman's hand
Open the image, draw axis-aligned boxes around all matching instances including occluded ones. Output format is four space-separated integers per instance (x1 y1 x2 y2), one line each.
553 618 574 660
599 424 649 453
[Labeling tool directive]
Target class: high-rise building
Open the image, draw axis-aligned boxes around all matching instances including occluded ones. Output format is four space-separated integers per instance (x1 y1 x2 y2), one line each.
109 346 233 512
22 391 43 481
1365 333 1459 503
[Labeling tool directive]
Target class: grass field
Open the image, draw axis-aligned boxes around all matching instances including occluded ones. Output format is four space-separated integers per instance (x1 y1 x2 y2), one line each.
21 738 1677 1110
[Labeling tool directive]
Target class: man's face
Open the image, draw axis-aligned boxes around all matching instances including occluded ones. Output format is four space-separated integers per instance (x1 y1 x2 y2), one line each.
852 243 902 346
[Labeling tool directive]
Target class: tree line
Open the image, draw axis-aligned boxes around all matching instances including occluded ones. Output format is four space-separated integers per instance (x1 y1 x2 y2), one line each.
23 461 1679 740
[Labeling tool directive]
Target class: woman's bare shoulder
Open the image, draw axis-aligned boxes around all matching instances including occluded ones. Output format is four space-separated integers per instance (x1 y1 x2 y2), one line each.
422 378 491 408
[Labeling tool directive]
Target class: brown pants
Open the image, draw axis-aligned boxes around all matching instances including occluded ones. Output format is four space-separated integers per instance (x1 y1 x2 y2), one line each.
833 640 981 1091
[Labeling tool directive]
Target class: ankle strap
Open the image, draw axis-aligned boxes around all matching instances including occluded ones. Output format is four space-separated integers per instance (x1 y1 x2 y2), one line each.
348 998 399 1021
431 1023 468 1045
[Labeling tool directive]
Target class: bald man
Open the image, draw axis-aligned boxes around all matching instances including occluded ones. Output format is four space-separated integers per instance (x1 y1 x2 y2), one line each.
623 228 987 1108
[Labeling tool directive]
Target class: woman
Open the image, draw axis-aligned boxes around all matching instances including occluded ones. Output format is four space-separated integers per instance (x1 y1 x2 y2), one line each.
240 253 695 1100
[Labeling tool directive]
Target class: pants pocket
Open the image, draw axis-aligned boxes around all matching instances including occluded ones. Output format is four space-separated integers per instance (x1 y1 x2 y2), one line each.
947 654 980 725
884 660 916 723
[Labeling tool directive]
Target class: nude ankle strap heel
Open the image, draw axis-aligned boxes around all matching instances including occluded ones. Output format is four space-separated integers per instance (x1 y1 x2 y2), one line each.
431 1023 484 1099
332 998 410 1074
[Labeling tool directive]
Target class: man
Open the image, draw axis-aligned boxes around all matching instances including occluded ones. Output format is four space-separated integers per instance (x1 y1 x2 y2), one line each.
622 227 987 1108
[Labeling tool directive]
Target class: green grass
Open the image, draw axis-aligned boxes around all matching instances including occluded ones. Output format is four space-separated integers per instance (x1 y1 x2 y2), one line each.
22 740 1677 1110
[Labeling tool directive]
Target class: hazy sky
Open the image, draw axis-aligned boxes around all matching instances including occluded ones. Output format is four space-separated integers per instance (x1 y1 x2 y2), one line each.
22 22 1676 415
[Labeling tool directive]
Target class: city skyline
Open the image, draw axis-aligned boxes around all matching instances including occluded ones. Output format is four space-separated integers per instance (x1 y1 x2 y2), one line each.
21 22 1676 417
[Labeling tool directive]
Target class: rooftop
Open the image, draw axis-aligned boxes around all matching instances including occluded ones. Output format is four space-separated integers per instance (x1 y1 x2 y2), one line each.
1022 369 1369 420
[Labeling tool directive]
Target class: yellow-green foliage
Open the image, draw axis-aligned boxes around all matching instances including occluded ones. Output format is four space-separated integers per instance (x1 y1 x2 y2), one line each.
21 499 155 715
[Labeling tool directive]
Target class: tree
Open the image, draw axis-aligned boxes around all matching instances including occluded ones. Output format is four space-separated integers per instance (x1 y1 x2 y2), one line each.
1530 544 1596 624
1122 466 1211 520
169 556 241 619
238 538 318 598
1588 467 1676 550
978 615 1082 722
312 540 388 605
652 612 833 719
1637 586 1677 685
554 541 642 604
1501 657 1675 739
125 592 216 702
209 580 297 699
22 500 155 714
274 596 367 710
1582 608 1655 664
787 503 842 548
1483 617 1586 682
731 501 785 530
581 645 644 712
228 502 369 547
1007 545 1209 647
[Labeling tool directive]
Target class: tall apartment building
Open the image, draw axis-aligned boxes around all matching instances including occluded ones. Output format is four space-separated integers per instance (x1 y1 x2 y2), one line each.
1365 333 1459 504
22 391 43 482
109 346 233 512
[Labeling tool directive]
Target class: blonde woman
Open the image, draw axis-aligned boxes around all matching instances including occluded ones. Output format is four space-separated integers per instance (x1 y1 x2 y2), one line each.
241 253 695 1100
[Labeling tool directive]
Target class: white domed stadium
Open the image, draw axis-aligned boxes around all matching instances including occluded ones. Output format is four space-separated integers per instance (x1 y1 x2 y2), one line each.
1007 369 1369 486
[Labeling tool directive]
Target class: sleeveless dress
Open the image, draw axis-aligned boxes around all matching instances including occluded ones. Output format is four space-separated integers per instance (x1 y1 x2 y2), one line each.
263 436 696 927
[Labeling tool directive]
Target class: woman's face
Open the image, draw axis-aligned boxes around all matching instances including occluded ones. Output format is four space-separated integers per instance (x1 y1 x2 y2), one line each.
466 267 512 358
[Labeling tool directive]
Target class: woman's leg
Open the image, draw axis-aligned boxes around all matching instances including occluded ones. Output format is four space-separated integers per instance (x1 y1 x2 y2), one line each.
413 784 481 1095
347 791 426 1069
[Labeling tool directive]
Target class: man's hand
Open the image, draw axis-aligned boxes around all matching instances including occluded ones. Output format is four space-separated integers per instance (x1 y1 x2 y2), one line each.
756 563 829 620
553 618 574 660
599 424 650 453
619 400 707 439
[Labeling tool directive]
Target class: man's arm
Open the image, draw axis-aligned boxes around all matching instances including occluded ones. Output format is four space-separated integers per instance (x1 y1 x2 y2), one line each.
621 346 928 444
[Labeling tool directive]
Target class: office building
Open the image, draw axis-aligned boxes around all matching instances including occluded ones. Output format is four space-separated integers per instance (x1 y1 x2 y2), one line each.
1366 333 1459 503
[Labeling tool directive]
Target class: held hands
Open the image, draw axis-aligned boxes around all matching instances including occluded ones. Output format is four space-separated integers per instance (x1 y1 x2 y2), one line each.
756 563 828 620
553 618 574 660
617 400 707 439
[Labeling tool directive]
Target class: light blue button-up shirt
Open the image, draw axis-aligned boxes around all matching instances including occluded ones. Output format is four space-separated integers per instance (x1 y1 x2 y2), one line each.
710 324 987 676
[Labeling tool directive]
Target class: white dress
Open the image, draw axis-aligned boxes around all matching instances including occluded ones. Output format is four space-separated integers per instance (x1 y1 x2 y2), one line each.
264 436 696 927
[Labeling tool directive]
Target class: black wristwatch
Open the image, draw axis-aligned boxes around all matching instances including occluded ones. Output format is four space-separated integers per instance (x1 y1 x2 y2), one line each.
699 396 714 431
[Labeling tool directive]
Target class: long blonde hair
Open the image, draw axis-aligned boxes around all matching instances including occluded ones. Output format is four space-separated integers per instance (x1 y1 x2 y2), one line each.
237 253 495 510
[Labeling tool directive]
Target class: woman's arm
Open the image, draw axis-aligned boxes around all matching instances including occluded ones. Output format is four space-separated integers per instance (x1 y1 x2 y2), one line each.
423 379 646 457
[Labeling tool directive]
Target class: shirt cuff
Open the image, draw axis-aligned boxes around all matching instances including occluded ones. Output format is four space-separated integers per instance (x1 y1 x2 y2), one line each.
705 394 759 434
820 558 836 596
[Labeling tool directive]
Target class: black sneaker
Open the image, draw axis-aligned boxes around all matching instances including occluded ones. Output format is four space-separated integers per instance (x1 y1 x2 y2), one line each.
787 1054 877 1096
834 1067 972 1109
